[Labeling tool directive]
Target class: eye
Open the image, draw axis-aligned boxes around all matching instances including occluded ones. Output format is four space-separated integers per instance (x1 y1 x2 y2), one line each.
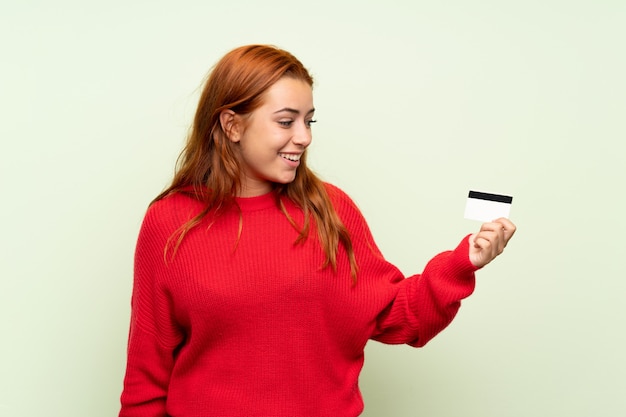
306 119 317 128
278 120 293 127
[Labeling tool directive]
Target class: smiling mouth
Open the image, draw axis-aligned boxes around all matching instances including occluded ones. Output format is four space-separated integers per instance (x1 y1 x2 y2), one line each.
278 153 302 162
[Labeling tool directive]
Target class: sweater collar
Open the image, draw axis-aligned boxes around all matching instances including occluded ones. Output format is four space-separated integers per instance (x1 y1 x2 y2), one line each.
234 191 277 212
179 185 279 212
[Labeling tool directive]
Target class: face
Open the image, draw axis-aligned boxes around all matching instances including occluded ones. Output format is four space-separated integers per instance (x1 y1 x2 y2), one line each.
227 77 315 197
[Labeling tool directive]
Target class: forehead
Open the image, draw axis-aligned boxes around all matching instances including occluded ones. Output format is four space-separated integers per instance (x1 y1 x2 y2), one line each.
261 77 313 109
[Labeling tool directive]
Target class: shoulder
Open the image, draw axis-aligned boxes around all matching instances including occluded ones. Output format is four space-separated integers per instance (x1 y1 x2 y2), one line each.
322 182 365 224
141 192 204 236
323 182 356 206
322 182 383 256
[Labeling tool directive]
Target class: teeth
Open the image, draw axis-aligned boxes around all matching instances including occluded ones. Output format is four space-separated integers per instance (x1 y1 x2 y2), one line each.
279 153 301 162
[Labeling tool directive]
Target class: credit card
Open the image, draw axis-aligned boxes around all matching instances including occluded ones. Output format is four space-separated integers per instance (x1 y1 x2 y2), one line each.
464 191 513 222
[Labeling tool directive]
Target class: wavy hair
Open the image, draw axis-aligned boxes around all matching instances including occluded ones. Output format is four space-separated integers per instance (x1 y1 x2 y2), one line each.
154 45 357 280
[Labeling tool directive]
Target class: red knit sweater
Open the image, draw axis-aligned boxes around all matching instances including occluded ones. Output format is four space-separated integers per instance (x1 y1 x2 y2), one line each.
119 183 477 417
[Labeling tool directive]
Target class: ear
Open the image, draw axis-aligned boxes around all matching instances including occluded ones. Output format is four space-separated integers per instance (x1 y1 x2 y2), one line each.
219 109 241 143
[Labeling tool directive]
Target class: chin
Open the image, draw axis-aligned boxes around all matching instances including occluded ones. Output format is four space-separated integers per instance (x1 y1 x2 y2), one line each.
274 175 297 185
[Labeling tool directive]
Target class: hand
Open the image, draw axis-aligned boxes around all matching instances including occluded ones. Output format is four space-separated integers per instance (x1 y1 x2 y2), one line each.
468 218 516 268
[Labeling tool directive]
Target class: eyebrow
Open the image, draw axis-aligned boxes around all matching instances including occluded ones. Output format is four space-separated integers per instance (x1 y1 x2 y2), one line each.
273 107 315 115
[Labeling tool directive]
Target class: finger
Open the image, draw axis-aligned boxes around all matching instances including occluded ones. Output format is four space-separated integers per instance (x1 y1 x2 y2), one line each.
492 218 517 243
493 217 515 232
472 236 501 267
480 220 510 248
478 222 505 243
474 231 499 251
480 221 505 233
475 228 505 254
472 235 492 250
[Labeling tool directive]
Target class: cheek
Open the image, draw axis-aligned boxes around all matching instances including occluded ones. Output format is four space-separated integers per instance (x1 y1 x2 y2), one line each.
239 141 276 170
239 123 288 157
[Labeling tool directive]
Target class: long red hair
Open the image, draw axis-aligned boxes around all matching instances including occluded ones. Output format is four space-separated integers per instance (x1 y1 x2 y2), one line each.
155 45 357 280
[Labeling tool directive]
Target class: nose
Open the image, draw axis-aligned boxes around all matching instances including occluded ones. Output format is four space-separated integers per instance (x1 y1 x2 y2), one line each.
292 121 312 148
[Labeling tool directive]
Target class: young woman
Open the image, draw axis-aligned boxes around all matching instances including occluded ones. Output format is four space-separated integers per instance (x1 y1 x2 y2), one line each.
119 44 516 417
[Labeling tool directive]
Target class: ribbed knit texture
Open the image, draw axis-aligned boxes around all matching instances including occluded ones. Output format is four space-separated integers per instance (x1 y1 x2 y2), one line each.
119 183 477 417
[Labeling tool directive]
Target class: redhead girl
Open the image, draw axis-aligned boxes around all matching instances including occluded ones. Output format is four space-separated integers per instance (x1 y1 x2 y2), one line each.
119 44 516 417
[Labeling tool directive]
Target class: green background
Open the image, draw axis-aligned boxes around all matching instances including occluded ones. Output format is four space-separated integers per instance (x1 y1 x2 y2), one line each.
1 0 624 415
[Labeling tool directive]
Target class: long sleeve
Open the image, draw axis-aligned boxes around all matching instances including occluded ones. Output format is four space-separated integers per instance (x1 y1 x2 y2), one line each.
371 235 477 346
326 184 477 348
119 205 185 417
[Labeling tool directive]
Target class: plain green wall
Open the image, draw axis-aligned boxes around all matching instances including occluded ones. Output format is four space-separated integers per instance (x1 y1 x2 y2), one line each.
1 1 625 416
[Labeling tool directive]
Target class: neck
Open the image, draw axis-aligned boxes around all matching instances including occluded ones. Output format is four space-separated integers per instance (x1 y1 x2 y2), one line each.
237 182 273 198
